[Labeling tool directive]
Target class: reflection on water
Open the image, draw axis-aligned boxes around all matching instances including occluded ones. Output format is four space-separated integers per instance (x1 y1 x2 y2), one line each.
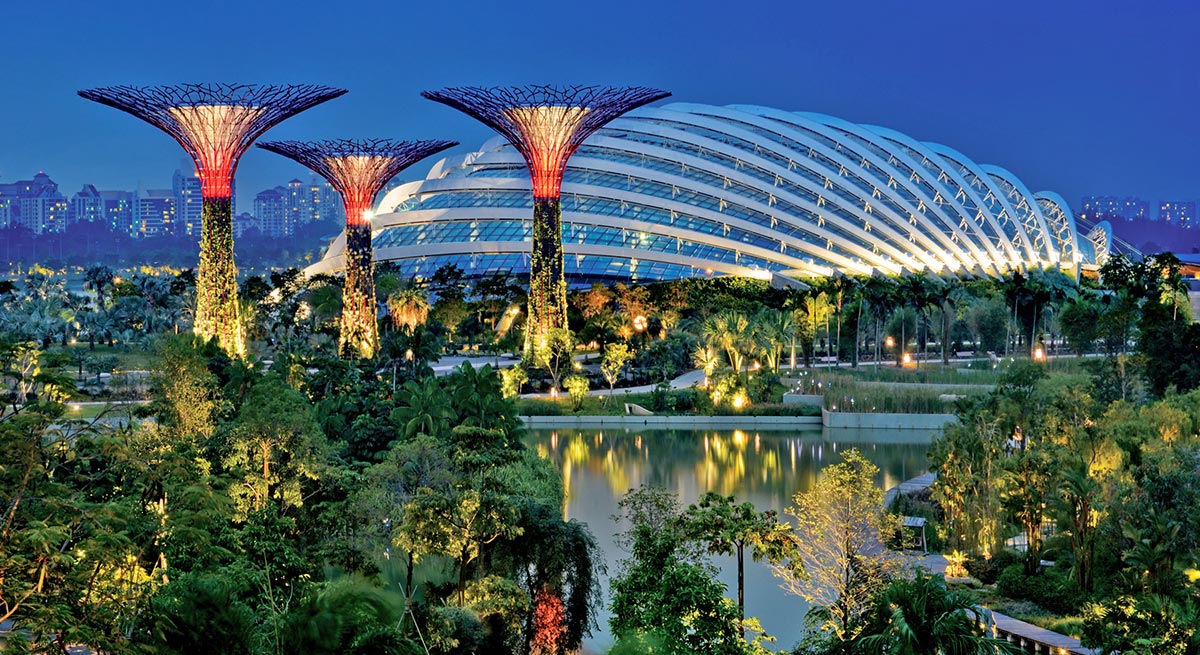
524 427 933 652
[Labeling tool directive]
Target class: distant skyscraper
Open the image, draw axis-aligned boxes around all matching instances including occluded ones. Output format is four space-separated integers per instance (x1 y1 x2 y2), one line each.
0 197 12 229
1159 200 1197 227
1123 197 1149 221
173 169 203 236
100 190 133 233
1081 195 1149 222
0 172 67 234
254 187 288 237
284 178 305 227
19 193 70 234
233 212 258 238
133 189 175 236
71 185 105 224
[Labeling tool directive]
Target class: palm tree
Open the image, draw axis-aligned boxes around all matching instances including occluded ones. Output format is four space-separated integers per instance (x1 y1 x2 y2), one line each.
82 264 115 309
856 572 1019 655
702 310 750 377
939 279 970 364
393 377 455 439
862 275 899 366
898 273 940 368
387 287 430 332
753 307 792 373
829 273 859 366
693 345 720 387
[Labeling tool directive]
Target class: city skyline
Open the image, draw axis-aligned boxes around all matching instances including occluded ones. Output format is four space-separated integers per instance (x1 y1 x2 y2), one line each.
1 0 1198 215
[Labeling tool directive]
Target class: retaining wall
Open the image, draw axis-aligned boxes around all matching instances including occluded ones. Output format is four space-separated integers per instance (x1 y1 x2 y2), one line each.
821 408 957 430
520 415 823 429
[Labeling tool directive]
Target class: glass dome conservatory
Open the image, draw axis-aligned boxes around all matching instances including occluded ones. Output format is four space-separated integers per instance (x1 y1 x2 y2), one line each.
307 103 1111 285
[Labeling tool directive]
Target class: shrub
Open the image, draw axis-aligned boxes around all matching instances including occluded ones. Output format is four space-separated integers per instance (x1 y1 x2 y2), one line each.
516 399 564 416
563 374 589 412
673 388 697 411
965 549 1022 585
650 381 675 412
996 564 1081 615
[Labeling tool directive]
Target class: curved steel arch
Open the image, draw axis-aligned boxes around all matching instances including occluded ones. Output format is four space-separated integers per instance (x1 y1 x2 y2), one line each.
309 102 1099 284
752 108 1001 272
637 104 964 271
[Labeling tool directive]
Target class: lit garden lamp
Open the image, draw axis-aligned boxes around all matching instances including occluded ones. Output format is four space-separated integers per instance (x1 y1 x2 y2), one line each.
257 139 457 358
421 85 670 356
78 83 347 356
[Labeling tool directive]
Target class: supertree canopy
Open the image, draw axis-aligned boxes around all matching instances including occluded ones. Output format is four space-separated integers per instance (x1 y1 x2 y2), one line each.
257 139 457 359
421 85 670 354
78 83 347 356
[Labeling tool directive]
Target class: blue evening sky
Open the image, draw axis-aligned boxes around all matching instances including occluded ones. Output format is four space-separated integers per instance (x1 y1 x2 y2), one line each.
1 0 1197 212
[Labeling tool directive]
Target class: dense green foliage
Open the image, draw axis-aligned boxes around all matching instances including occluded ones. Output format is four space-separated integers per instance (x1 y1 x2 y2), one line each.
0 333 599 654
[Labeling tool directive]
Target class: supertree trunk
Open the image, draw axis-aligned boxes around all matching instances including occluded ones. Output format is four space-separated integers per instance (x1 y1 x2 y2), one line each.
195 197 244 355
421 85 670 357
528 196 567 351
77 83 347 357
341 218 377 358
256 138 457 360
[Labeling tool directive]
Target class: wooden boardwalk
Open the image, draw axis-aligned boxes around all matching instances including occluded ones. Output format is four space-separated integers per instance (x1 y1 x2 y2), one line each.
884 471 937 506
989 610 1096 654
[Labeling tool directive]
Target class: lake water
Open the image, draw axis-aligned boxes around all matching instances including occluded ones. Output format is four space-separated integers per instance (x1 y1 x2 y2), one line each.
522 426 935 652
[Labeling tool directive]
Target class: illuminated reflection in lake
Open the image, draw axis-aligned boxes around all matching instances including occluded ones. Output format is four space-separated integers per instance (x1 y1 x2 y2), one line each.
523 427 933 652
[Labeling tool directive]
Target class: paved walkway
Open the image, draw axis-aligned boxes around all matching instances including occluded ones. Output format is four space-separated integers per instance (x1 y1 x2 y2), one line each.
520 368 706 399
990 611 1095 654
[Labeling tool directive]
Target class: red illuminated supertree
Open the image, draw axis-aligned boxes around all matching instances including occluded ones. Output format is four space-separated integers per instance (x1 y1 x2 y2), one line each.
421 85 670 354
78 83 347 356
257 139 457 358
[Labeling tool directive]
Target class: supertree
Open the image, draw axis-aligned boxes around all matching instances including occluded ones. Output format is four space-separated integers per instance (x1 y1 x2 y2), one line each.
78 83 347 356
257 138 457 358
421 85 670 354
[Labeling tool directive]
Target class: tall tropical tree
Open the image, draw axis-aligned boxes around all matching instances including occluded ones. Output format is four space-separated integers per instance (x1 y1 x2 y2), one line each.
774 449 901 643
82 264 115 309
753 307 792 374
702 310 751 378
681 492 796 636
862 275 898 366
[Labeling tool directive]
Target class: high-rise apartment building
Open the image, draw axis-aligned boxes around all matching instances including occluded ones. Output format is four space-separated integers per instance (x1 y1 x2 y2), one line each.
0 172 67 234
19 193 70 234
71 185 106 224
1159 200 1197 227
173 170 202 236
254 187 288 237
100 191 133 233
1081 195 1150 222
233 212 258 238
132 189 175 236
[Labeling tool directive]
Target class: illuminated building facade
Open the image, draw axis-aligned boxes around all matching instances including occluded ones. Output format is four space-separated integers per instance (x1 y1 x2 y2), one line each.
1159 200 1196 227
132 188 175 236
309 103 1112 286
173 169 203 236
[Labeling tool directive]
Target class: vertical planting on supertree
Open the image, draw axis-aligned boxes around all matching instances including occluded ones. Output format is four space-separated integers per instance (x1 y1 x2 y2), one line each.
257 139 457 358
78 83 347 355
421 85 670 355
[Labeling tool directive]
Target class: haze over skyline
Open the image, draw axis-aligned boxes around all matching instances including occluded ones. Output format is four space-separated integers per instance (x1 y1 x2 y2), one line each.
2 0 1198 213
